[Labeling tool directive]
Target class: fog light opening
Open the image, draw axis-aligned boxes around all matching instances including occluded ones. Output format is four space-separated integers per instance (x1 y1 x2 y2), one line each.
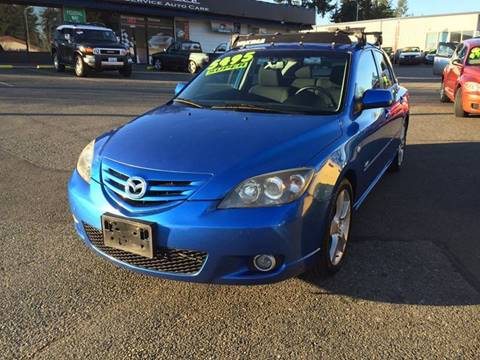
253 255 276 272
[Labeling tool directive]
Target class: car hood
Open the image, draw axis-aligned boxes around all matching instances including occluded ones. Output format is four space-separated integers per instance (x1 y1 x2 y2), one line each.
98 104 342 199
78 42 125 49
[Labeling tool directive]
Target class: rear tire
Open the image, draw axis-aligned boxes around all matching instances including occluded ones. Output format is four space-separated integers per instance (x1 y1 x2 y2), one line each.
74 55 88 77
454 88 468 118
53 53 65 72
309 179 353 277
440 81 450 103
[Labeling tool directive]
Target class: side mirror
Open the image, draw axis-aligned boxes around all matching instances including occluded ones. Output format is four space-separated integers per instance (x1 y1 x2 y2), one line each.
64 33 71 42
452 58 463 66
361 89 394 110
175 82 186 95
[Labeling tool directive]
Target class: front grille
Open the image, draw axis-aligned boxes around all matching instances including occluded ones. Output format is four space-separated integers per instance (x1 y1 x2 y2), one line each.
101 158 211 211
100 49 121 55
83 223 207 275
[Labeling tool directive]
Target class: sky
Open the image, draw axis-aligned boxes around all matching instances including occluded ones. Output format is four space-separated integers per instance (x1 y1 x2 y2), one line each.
317 0 480 24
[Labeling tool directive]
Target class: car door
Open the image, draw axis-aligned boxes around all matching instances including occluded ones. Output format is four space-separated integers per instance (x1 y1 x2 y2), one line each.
62 28 75 65
162 44 176 69
372 50 407 157
445 44 465 97
352 50 394 194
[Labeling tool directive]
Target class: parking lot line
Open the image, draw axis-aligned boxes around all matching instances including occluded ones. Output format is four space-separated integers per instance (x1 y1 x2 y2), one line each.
0 81 14 87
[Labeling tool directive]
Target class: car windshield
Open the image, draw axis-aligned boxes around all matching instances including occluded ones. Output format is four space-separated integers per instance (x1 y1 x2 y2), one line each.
74 29 118 43
177 50 349 114
404 47 420 52
467 47 480 65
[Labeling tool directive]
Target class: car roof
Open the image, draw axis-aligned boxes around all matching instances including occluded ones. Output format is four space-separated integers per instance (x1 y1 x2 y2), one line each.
228 42 374 53
464 38 480 47
56 25 111 32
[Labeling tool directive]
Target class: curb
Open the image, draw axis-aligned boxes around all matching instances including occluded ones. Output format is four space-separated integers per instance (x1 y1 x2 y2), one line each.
0 65 53 70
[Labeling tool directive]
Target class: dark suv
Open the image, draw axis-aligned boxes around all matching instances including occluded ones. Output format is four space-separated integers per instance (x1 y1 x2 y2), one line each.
52 24 132 77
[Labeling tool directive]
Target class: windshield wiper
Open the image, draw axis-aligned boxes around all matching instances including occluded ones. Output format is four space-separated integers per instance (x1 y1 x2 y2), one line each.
211 104 295 114
173 98 205 109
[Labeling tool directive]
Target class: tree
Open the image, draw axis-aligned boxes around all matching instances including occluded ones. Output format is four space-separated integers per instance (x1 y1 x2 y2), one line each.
330 0 395 23
273 0 335 17
395 0 408 17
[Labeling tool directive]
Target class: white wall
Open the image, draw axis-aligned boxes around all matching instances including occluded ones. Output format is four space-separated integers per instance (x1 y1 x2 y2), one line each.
313 12 480 51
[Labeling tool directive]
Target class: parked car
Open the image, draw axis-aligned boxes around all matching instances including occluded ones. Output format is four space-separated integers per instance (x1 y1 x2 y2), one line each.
424 49 436 64
394 47 424 65
51 24 132 77
208 42 230 63
382 46 394 61
151 40 209 74
433 42 458 75
440 38 480 117
68 31 409 284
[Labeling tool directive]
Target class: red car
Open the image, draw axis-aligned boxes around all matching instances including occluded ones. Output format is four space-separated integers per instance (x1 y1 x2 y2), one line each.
440 38 480 117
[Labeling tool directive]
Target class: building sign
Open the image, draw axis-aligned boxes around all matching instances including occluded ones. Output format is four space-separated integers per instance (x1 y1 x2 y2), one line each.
64 7 87 23
110 0 210 12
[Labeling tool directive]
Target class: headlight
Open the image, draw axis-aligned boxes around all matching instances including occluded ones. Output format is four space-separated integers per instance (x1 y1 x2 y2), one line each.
77 140 95 183
93 48 101 55
464 82 480 93
120 49 128 56
79 46 94 55
218 168 314 209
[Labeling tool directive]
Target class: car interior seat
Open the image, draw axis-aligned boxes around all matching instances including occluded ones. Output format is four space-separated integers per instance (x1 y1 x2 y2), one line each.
249 67 290 103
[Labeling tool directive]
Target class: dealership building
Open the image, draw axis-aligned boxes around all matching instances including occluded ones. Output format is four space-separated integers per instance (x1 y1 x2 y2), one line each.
314 11 480 52
0 0 315 64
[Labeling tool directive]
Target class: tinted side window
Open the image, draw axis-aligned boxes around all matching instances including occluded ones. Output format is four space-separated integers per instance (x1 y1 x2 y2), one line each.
373 51 395 88
355 51 380 100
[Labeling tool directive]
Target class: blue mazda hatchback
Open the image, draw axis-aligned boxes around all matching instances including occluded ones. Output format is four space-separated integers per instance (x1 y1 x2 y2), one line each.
68 31 409 284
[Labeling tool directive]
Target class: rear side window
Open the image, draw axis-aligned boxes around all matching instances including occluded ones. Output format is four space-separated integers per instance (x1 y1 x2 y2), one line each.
373 51 395 88
355 51 380 101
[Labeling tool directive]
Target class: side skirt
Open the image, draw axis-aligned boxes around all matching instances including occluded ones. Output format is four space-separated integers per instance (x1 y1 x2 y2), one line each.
353 155 395 211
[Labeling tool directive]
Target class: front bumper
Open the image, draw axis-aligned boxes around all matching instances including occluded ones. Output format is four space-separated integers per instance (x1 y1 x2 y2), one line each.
83 55 132 70
68 170 329 285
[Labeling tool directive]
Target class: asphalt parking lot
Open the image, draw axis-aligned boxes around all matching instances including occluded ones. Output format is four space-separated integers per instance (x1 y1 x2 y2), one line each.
0 65 479 359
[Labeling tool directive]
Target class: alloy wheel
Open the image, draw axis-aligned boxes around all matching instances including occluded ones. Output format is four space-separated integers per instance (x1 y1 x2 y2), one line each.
188 61 197 74
329 189 352 266
75 57 83 76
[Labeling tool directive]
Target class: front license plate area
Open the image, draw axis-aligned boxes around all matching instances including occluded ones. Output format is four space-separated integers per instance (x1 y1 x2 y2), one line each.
108 57 117 62
102 214 154 259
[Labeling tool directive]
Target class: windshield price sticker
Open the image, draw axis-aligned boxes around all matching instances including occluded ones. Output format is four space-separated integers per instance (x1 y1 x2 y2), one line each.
469 47 480 60
206 52 256 76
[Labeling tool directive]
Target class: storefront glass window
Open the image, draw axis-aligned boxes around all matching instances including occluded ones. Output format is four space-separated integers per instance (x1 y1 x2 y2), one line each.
462 31 474 41
27 7 62 52
425 32 438 51
86 10 121 35
0 4 28 52
450 31 462 43
148 17 174 58
0 5 61 53
121 16 147 64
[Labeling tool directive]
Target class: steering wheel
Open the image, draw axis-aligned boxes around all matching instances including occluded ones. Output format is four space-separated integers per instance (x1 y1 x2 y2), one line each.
295 86 337 108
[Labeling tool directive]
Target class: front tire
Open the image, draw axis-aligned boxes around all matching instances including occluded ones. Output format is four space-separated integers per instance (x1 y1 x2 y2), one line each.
309 179 353 277
74 55 88 77
440 81 450 103
454 88 468 118
53 53 65 72
153 58 163 71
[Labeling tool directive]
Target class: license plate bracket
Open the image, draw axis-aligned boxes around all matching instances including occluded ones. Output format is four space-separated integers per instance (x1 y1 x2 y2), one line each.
102 214 154 259
108 57 117 63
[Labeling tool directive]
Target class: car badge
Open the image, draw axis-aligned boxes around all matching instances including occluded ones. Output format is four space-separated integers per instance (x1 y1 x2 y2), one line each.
125 177 147 200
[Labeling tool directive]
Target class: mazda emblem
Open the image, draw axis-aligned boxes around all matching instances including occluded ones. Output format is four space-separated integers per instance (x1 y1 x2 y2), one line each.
125 177 147 200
